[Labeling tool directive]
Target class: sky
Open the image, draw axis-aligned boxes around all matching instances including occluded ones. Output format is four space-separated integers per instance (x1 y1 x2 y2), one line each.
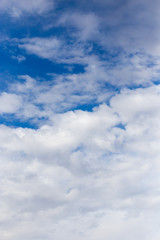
1 0 160 239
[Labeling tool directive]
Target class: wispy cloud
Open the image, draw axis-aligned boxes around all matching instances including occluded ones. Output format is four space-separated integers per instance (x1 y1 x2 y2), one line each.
58 12 100 41
0 0 54 17
17 37 89 64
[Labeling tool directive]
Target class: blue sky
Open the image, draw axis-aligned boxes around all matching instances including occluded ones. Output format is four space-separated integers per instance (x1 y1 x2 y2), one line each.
1 0 160 239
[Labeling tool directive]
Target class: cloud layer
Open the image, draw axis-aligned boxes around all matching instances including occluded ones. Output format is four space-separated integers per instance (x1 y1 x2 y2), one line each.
1 85 160 239
0 0 160 239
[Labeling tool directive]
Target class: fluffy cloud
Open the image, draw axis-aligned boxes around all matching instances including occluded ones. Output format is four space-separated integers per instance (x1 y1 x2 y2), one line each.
111 84 160 122
0 92 22 114
0 84 160 239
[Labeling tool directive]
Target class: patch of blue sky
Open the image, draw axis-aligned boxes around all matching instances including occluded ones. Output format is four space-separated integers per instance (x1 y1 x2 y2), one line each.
57 0 121 14
127 84 151 91
114 123 126 130
72 102 100 112
0 73 14 92
72 145 84 153
84 41 123 61
0 114 39 129
0 16 38 38
0 42 86 83
0 13 80 41
13 55 86 78
152 79 160 85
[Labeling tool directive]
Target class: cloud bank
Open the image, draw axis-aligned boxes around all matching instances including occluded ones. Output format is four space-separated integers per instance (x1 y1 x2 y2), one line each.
1 84 160 239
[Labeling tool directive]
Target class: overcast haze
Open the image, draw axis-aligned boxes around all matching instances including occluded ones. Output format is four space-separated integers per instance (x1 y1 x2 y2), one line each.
0 0 160 239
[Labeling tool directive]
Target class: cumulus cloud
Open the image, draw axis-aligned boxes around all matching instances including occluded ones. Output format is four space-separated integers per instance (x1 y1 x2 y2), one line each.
111 84 160 122
1 86 160 239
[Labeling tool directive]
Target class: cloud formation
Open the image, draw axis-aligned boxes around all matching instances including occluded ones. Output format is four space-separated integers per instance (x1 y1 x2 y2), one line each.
0 0 53 17
0 0 160 239
1 87 160 239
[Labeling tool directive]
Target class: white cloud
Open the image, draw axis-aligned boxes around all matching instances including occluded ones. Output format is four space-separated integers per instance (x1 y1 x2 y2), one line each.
1 84 160 238
8 72 107 119
19 37 61 60
106 53 160 86
18 37 88 64
0 92 22 114
111 84 160 122
2 1 160 238
14 34 160 87
0 0 53 17
58 12 100 41
55 0 160 58
2 52 160 120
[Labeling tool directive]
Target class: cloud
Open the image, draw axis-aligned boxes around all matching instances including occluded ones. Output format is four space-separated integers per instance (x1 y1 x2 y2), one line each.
58 12 100 41
0 92 22 114
2 0 160 58
111 84 160 122
1 52 160 121
18 37 61 60
13 35 160 87
17 37 88 64
99 53 160 87
0 0 53 17
8 72 108 119
1 86 160 238
55 0 160 57
1 0 160 239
